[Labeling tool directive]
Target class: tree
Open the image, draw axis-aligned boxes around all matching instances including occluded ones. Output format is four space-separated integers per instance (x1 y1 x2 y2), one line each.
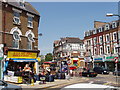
38 55 45 65
45 53 53 61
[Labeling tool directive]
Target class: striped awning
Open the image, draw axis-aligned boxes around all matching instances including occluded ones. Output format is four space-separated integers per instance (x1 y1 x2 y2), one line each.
9 58 38 62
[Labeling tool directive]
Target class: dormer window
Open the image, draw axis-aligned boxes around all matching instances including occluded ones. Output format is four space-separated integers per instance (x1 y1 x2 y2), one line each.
112 22 117 28
105 24 110 30
93 29 97 34
19 0 25 8
98 27 103 32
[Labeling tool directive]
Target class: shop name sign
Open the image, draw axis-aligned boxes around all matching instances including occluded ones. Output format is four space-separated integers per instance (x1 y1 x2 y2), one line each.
8 51 37 59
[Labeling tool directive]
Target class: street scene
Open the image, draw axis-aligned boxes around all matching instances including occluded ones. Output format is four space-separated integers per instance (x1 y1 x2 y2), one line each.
0 0 120 90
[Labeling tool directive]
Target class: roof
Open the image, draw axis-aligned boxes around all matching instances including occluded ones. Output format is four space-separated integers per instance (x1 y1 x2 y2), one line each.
62 37 83 43
54 40 60 44
1 0 40 16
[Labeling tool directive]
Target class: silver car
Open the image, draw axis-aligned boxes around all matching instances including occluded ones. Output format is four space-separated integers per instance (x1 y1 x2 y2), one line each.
0 80 22 90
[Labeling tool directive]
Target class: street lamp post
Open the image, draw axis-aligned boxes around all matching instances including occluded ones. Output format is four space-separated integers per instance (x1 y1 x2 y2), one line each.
106 13 120 86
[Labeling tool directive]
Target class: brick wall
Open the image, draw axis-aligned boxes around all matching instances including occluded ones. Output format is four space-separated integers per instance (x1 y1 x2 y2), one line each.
2 3 39 50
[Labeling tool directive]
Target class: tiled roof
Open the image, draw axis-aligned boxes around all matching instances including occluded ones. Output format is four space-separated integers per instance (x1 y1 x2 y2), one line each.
1 0 40 16
62 37 83 43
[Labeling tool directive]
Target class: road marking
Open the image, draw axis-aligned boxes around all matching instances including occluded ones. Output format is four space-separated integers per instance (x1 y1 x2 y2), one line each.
103 83 109 85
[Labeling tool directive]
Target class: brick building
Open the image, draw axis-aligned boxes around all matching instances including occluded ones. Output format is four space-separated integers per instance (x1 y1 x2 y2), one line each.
84 21 120 71
0 0 40 81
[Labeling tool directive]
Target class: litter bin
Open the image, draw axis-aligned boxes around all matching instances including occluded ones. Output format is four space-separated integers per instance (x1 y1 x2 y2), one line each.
34 75 40 81
46 75 54 82
49 75 54 82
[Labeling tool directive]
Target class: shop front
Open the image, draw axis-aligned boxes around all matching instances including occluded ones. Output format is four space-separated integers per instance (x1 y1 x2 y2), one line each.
4 49 39 83
0 57 3 80
105 56 117 71
94 58 104 67
84 57 92 69
78 58 85 68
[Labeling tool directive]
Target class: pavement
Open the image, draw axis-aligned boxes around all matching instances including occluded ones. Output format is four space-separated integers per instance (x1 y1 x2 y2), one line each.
8 73 120 90
16 76 89 89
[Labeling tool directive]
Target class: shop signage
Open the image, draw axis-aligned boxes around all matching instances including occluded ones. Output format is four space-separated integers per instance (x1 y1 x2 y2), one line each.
8 51 37 59
105 56 117 62
94 58 103 62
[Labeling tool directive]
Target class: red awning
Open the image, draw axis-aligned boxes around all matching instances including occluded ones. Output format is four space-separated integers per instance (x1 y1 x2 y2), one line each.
69 66 77 70
44 62 56 64
73 60 78 62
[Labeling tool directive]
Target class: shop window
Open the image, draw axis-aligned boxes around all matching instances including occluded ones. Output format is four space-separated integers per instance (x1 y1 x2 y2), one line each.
28 16 33 28
13 11 21 25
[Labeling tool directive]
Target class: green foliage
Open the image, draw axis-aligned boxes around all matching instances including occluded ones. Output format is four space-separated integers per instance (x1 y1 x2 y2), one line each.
45 53 53 61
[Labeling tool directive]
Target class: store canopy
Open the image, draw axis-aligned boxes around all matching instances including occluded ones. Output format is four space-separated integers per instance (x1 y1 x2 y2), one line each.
10 58 38 62
69 66 77 70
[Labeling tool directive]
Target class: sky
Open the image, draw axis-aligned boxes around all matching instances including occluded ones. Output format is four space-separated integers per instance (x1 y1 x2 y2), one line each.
30 2 119 55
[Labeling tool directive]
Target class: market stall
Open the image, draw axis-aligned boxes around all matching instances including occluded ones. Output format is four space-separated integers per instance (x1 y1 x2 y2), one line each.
4 49 39 84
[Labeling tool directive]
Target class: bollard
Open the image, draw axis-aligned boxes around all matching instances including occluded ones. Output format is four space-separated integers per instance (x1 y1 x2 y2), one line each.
31 78 34 86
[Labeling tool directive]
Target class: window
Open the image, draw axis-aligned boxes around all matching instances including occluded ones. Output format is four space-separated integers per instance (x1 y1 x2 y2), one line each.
12 31 20 49
27 34 35 50
28 16 33 28
94 48 97 55
93 29 97 34
107 46 110 54
113 32 117 41
100 47 103 55
94 37 97 45
98 27 103 32
112 22 117 28
106 34 110 42
19 1 25 8
99 36 103 44
13 40 19 49
13 12 21 25
105 24 110 30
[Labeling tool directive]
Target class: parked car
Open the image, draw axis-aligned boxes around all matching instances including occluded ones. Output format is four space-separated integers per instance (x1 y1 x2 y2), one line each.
81 69 97 77
113 70 120 76
93 67 109 74
0 80 22 90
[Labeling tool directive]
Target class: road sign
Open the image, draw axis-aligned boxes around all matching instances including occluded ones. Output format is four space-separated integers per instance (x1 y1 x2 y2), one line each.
114 57 118 63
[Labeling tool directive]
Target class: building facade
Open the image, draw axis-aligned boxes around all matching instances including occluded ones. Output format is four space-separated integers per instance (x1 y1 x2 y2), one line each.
0 0 40 81
53 37 85 69
84 21 120 71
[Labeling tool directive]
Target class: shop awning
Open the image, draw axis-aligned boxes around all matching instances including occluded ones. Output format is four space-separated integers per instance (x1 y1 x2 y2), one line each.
69 66 77 70
0 57 3 60
10 58 38 62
